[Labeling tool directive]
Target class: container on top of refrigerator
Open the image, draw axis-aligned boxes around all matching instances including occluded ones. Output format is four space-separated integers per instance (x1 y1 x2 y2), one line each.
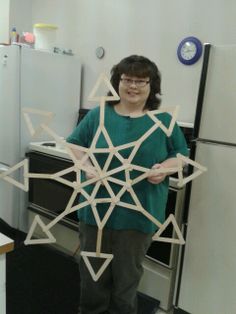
33 23 58 52
10 27 19 44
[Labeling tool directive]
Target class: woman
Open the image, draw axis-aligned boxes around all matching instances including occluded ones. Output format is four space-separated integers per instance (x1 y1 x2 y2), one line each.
67 55 188 314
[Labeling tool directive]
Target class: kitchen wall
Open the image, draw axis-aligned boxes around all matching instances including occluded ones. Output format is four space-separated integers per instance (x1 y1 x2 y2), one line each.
9 0 32 36
0 0 32 43
0 0 10 43
12 0 236 123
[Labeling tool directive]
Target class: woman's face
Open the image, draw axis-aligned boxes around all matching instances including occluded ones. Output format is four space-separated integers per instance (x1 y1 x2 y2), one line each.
118 74 150 108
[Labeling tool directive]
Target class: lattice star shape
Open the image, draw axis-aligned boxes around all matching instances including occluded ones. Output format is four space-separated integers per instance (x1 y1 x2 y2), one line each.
0 73 207 281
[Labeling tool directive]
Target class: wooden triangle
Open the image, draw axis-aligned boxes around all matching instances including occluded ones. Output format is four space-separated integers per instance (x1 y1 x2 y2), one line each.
176 153 207 187
80 251 113 281
147 106 179 137
36 129 91 173
40 125 95 178
90 126 114 151
88 73 120 102
51 165 77 188
91 203 115 229
152 214 185 244
1 159 29 191
40 123 65 144
24 215 56 245
22 107 54 138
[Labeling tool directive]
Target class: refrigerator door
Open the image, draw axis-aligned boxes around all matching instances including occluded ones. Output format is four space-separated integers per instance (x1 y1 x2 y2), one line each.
20 47 81 157
198 45 236 144
0 45 20 227
178 141 236 314
0 45 20 165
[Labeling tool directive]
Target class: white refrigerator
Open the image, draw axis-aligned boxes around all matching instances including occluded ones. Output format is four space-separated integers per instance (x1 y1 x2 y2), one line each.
0 45 20 229
0 45 81 231
177 45 236 313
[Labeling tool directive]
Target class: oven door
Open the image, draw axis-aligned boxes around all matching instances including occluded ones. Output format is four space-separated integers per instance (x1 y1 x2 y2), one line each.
27 151 79 225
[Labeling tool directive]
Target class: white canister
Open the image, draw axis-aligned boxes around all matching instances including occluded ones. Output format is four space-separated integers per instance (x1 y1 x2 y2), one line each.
33 23 58 51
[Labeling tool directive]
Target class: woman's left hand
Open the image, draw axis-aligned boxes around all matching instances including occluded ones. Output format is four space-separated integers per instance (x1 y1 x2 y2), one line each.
147 163 167 184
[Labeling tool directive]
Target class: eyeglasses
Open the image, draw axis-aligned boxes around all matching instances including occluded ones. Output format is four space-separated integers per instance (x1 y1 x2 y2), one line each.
120 78 150 88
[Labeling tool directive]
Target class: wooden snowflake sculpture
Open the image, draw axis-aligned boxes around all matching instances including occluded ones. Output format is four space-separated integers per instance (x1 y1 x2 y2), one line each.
0 73 207 281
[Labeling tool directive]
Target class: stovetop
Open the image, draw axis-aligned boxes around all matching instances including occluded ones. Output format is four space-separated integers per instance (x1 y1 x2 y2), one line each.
29 141 70 160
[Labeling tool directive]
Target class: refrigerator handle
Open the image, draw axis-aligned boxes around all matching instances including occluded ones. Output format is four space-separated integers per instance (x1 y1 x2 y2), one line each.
193 43 211 139
0 163 10 174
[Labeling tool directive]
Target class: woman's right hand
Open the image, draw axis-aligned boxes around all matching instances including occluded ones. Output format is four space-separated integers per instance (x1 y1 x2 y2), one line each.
85 171 98 181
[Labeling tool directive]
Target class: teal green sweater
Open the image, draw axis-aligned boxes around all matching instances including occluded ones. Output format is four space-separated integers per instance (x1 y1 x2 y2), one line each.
67 105 188 233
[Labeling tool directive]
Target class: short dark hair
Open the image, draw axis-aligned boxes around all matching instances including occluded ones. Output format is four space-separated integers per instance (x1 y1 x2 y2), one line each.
107 55 162 110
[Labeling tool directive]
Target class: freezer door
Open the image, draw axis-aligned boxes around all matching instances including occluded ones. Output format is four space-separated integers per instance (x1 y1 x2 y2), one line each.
178 141 236 314
0 45 20 165
198 45 236 144
20 47 81 157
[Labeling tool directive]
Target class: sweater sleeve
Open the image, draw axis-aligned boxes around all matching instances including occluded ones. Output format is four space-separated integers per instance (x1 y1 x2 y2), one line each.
167 121 189 158
156 112 189 158
66 107 99 147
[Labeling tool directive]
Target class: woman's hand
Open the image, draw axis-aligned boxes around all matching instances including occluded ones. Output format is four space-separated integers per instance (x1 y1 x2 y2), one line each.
147 158 180 184
84 165 98 181
85 171 97 181
147 163 167 184
70 147 98 182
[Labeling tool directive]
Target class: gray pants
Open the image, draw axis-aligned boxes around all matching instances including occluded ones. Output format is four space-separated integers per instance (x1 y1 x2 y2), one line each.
78 222 152 314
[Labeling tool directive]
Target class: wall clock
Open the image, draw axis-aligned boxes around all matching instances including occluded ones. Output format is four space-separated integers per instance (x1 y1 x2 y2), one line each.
95 46 105 59
177 36 203 65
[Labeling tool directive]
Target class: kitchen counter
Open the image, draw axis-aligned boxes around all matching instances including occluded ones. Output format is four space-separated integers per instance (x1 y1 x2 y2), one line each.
0 232 14 255
29 141 70 160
